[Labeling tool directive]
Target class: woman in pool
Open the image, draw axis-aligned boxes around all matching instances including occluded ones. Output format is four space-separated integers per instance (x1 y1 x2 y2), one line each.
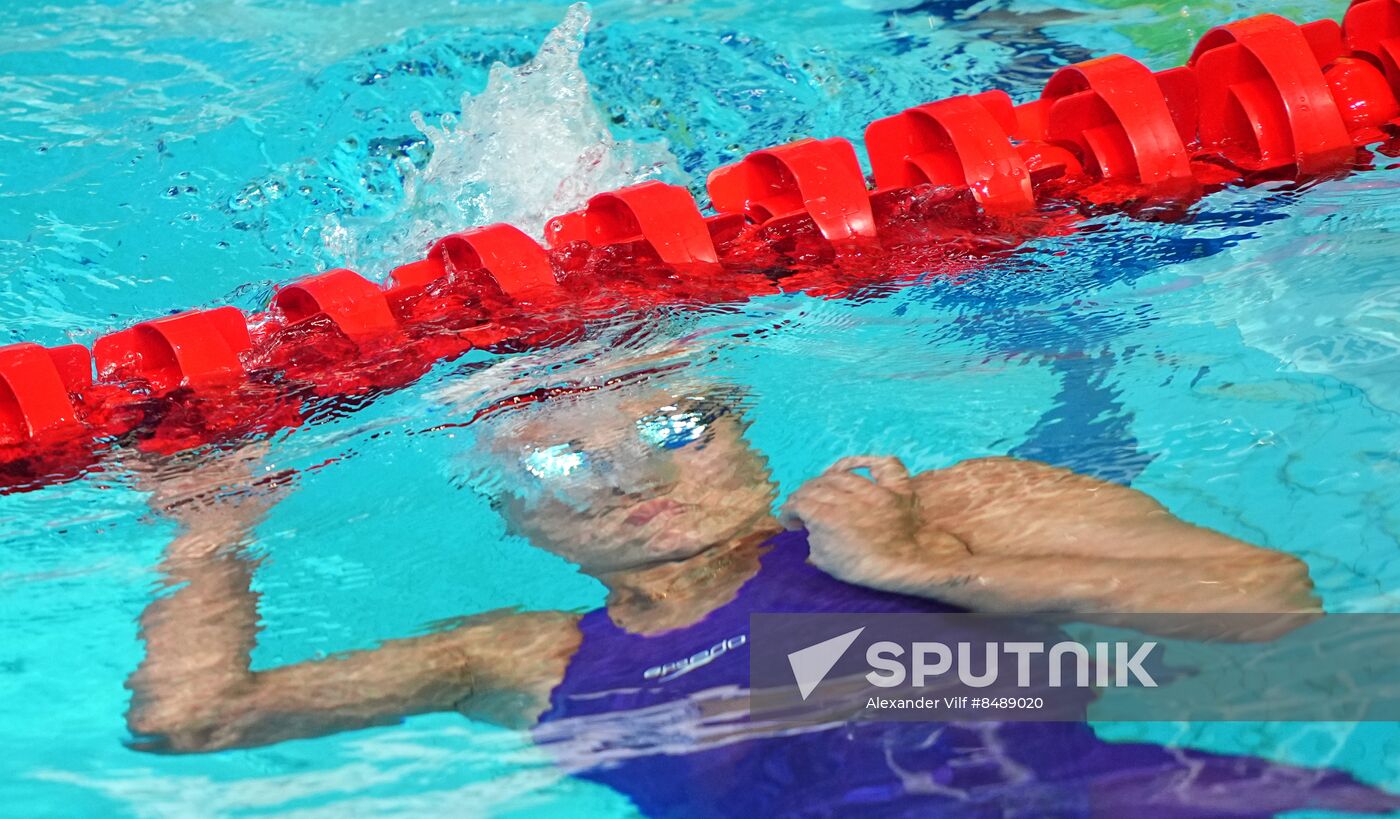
124 371 1393 817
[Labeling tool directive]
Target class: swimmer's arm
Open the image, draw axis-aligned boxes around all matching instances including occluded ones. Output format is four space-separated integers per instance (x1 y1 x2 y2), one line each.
225 608 580 750
840 551 1315 616
126 458 579 754
781 456 1319 621
127 519 580 752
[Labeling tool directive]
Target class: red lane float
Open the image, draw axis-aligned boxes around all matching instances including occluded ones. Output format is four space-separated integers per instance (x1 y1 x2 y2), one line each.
93 307 252 394
865 91 1036 214
1189 15 1355 175
1325 56 1400 140
0 344 89 446
390 223 560 304
3 4 1399 490
1038 56 1194 193
546 181 723 270
1346 0 1400 91
707 137 878 245
275 268 400 344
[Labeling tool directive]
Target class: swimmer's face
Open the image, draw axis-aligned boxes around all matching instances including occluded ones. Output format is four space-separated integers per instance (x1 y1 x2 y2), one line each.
475 389 777 574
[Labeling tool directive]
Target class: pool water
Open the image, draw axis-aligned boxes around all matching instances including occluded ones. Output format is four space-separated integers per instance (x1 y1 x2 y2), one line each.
3 0 1400 816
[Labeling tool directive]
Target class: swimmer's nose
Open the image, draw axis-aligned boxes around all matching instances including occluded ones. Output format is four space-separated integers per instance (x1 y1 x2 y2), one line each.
605 479 675 502
592 456 675 498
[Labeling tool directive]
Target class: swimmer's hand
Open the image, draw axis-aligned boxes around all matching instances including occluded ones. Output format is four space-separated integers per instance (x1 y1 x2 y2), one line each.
779 456 970 591
129 443 290 548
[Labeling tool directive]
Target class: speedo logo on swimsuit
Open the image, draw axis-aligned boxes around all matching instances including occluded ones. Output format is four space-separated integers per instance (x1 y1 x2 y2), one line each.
644 635 747 682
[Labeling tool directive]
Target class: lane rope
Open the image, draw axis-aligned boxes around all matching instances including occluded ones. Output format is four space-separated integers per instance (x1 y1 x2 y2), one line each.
4 1 1400 489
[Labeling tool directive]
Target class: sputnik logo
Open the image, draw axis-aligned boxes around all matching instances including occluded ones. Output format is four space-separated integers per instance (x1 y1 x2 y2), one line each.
787 627 864 700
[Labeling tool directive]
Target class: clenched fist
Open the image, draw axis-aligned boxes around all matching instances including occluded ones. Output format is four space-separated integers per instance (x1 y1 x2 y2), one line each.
779 456 969 592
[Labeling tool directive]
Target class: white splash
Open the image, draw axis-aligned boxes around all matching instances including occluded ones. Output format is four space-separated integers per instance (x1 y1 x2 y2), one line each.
323 2 682 274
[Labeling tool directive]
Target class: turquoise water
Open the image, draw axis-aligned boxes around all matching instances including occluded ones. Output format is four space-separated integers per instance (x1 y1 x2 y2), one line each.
3 0 1400 815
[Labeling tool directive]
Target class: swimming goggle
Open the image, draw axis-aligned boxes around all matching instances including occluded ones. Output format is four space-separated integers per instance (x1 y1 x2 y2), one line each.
516 396 732 486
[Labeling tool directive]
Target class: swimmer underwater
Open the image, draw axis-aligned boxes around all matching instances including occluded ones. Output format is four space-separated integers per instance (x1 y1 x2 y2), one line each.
123 354 1400 818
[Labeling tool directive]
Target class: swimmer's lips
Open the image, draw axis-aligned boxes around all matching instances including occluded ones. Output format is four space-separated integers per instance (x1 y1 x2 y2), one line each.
624 498 686 526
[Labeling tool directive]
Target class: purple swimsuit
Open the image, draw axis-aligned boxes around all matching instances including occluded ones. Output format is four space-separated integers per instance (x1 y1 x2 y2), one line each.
533 531 1396 818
